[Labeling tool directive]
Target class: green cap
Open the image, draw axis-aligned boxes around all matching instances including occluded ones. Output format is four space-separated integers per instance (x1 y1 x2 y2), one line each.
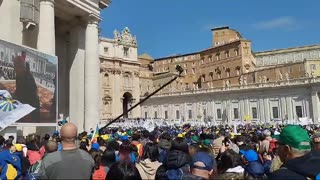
191 135 199 143
202 139 212 146
276 125 311 150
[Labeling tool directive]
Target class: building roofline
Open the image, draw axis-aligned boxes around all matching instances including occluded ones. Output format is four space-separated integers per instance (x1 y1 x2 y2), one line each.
211 26 229 31
255 44 320 55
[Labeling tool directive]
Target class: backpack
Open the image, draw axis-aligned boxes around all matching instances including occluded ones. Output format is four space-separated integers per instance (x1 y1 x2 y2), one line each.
92 166 107 180
20 155 31 175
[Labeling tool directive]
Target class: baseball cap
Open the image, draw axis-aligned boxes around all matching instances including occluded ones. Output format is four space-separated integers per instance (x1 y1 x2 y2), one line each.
240 149 258 162
14 144 23 152
192 152 214 171
91 143 100 151
276 125 311 150
263 129 271 136
191 135 199 144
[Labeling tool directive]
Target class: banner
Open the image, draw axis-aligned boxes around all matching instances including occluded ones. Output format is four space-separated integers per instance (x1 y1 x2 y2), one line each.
0 90 35 130
0 39 58 124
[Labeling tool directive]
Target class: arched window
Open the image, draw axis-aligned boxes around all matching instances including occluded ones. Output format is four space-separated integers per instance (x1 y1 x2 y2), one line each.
209 72 214 80
225 51 230 58
226 68 230 77
202 74 206 82
103 73 109 86
236 66 241 75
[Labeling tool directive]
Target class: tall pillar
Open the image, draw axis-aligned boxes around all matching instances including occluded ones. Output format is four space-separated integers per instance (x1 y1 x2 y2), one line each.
84 14 100 131
37 0 55 55
311 91 320 123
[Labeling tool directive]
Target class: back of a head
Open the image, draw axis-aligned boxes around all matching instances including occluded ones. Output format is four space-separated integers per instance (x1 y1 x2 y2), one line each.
142 142 159 162
44 133 50 140
171 137 189 154
60 123 78 143
131 133 140 141
45 140 58 153
107 161 142 180
218 149 242 174
102 149 116 166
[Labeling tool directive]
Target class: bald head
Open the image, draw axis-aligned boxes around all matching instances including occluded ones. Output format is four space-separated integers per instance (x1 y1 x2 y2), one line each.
60 123 78 143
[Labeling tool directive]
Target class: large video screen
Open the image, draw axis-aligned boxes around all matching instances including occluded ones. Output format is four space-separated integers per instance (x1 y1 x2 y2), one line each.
0 39 57 123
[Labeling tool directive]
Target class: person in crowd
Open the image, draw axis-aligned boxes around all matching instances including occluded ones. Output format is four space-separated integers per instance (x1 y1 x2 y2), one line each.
212 130 226 156
90 149 108 180
40 133 51 147
267 125 320 180
312 132 320 151
158 132 171 163
235 135 251 151
136 142 162 180
215 149 244 179
101 149 116 174
131 133 144 158
26 134 43 166
155 137 191 180
258 129 272 154
0 135 5 149
116 140 137 163
13 143 30 179
106 160 142 180
38 123 95 179
240 149 271 179
0 142 21 180
189 151 216 180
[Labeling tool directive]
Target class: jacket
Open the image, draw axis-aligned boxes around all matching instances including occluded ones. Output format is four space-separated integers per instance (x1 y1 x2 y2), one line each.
267 150 320 180
0 149 21 180
214 166 245 180
155 150 191 180
244 161 265 178
136 159 162 180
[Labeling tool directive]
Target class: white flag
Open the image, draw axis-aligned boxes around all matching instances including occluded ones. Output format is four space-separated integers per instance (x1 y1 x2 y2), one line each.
0 90 35 130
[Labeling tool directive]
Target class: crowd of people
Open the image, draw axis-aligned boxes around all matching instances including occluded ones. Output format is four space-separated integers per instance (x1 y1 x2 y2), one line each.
1 122 320 180
0 66 15 80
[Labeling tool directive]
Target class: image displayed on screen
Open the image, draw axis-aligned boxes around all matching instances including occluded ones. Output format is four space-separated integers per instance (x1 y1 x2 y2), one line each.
0 39 57 123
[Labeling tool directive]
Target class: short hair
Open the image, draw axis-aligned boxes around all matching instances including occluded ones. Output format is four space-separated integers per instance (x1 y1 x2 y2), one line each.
0 135 5 146
142 143 159 162
131 133 140 141
107 161 142 180
45 140 58 153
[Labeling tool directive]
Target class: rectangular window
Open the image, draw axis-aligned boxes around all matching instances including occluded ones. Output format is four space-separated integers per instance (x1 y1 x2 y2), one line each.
165 111 168 119
144 112 148 119
0 52 3 59
233 108 239 119
192 68 196 74
235 49 239 56
296 106 303 118
123 47 129 57
225 51 230 58
217 109 222 119
272 107 279 119
176 110 180 119
201 59 204 64
203 109 206 117
154 111 157 118
208 56 212 62
252 107 257 119
216 53 220 60
188 110 192 119
104 47 109 54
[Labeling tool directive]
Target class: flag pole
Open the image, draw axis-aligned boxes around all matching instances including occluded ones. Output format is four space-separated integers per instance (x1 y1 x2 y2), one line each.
101 65 184 130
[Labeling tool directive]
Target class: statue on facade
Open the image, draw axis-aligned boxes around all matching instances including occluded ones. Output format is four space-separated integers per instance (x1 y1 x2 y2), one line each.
226 80 230 88
259 76 262 83
279 72 283 80
263 76 267 83
305 72 310 78
243 76 247 85
285 73 289 80
113 30 120 42
239 76 243 85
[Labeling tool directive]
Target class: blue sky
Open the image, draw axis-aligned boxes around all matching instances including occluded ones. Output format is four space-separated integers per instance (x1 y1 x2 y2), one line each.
100 0 320 59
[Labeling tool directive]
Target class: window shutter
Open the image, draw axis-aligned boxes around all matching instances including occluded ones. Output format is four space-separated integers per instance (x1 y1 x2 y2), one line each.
20 0 40 25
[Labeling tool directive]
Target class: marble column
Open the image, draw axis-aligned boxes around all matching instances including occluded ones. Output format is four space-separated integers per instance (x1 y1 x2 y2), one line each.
311 91 320 123
37 0 55 55
84 14 100 131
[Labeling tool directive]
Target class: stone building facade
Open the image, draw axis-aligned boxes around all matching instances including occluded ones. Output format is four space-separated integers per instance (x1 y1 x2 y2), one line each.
140 26 320 124
99 27 141 119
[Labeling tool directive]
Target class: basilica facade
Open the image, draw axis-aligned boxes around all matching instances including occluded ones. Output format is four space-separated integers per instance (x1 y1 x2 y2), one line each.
139 27 320 124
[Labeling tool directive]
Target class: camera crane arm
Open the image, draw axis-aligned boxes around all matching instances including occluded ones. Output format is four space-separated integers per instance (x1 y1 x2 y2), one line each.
100 65 184 130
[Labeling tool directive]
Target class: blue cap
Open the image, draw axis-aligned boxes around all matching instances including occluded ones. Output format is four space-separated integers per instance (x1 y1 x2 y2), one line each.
91 143 100 151
192 152 215 171
121 135 129 141
240 149 258 162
